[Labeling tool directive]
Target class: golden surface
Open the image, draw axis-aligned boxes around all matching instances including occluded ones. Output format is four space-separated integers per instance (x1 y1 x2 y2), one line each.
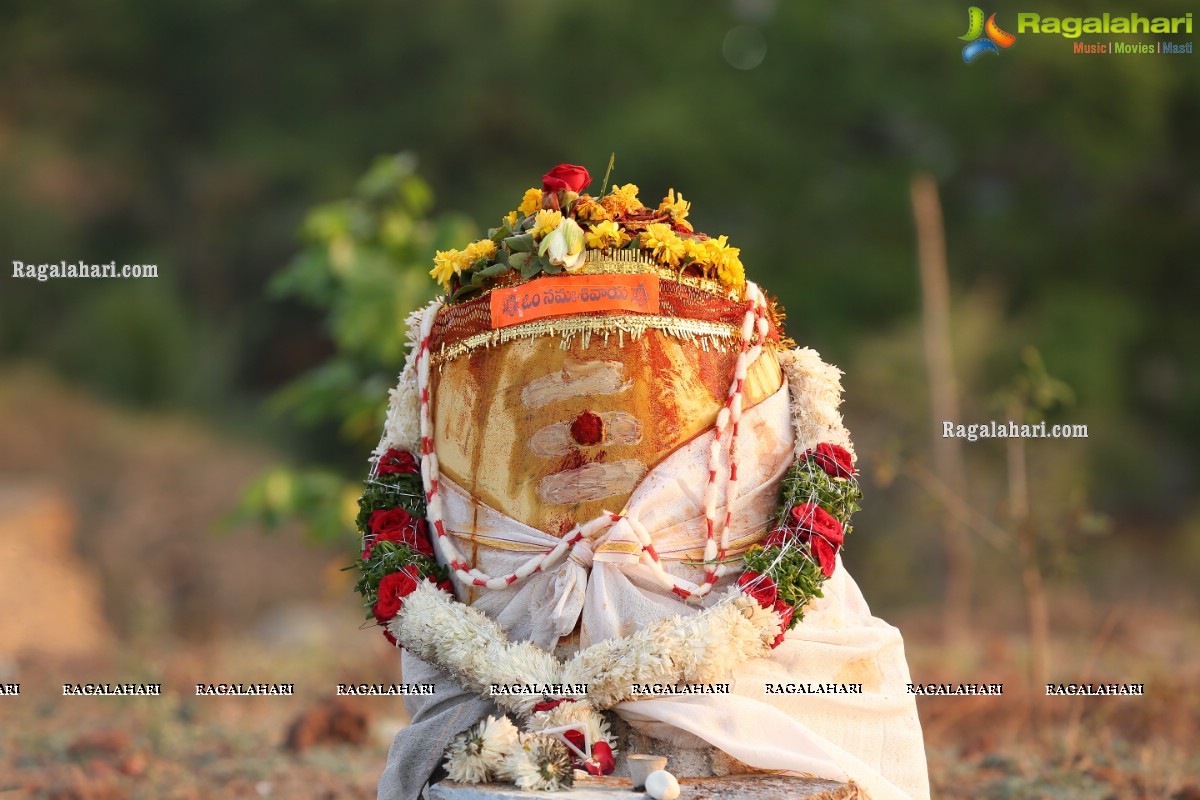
432 330 782 538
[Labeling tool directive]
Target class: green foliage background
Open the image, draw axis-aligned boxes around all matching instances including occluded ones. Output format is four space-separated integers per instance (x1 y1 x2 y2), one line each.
2 0 1197 606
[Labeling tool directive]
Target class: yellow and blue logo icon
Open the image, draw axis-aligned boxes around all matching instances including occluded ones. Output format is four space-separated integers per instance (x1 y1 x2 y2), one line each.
961 7 1017 62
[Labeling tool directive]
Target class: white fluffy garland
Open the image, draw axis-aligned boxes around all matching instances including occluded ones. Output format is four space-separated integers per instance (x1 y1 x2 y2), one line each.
373 307 425 458
777 346 856 461
389 580 781 779
388 581 780 714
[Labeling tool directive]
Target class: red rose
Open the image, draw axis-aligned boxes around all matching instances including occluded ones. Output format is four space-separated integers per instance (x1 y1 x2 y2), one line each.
373 566 421 623
366 507 434 558
377 448 420 476
436 579 455 595
805 443 855 479
585 741 615 776
736 571 778 609
563 728 586 760
771 599 794 649
762 527 791 549
542 164 591 194
790 503 845 578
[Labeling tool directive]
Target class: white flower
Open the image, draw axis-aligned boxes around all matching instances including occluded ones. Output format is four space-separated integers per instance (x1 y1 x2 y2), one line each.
538 217 587 272
479 715 520 758
500 735 573 792
443 714 522 784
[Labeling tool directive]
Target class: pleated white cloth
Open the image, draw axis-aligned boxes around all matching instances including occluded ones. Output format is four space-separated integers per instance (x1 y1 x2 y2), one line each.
395 382 930 800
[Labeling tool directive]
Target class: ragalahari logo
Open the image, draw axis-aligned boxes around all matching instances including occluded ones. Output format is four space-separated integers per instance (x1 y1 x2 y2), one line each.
961 7 1017 62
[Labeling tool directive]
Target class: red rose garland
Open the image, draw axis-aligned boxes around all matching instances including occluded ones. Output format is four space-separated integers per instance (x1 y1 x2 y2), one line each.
738 442 863 647
352 448 450 644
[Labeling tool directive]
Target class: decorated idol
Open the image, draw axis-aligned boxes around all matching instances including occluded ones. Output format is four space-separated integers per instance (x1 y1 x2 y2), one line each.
357 164 931 800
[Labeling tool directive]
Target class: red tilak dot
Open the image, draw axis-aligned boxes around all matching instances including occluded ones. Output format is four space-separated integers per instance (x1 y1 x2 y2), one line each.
705 571 717 584
736 379 744 393
730 464 738 481
472 578 486 587
506 575 518 585
431 478 439 494
610 514 623 522
708 470 717 482
569 410 605 447
434 520 446 538
672 587 692 600
706 519 714 538
570 533 584 545
533 565 543 573
644 544 659 560
421 387 429 403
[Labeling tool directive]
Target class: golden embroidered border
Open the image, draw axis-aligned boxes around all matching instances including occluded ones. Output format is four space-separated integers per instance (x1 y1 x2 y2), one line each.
578 250 741 301
432 313 745 366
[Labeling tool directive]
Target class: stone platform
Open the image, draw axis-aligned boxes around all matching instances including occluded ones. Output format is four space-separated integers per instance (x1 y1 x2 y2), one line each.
430 775 865 800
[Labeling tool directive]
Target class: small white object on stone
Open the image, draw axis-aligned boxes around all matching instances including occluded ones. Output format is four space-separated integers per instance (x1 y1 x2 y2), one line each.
644 770 680 800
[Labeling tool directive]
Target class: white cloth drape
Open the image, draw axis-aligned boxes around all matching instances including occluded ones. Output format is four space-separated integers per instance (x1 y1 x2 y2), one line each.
404 382 931 800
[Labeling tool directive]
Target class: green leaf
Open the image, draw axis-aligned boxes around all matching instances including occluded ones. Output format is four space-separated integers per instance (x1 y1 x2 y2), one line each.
476 261 513 279
504 232 536 253
492 219 514 243
519 254 542 279
509 252 530 270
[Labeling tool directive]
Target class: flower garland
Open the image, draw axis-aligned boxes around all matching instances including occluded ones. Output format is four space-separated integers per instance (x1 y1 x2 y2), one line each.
351 448 450 645
430 163 747 301
741 443 863 642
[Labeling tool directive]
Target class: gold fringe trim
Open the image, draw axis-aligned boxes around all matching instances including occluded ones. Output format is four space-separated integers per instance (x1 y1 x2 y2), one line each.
433 313 741 366
580 250 743 301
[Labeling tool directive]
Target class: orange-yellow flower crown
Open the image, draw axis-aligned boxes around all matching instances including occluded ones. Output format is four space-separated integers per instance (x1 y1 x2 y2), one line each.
430 163 748 303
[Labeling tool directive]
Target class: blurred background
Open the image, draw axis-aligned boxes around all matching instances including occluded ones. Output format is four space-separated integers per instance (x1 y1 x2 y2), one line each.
1 1 1197 798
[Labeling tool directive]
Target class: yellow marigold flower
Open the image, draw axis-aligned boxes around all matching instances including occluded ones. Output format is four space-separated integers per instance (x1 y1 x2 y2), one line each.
430 248 463 291
658 189 693 232
640 222 686 267
705 235 745 287
684 238 709 266
600 183 643 217
518 188 543 216
585 220 631 250
717 251 745 287
575 197 611 222
464 238 497 264
504 210 519 228
703 235 730 265
532 209 562 239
